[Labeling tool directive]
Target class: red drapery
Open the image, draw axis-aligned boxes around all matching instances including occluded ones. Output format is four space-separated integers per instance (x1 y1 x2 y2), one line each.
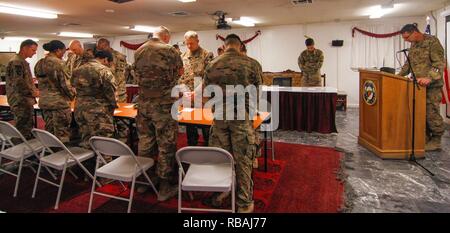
352 27 401 38
216 30 261 44
120 41 146 50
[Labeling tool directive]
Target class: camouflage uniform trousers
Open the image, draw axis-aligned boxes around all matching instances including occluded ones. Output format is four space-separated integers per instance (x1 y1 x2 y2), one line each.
426 87 445 138
301 71 322 87
42 108 72 143
115 99 129 144
137 101 178 181
75 105 115 149
10 100 34 139
209 119 257 208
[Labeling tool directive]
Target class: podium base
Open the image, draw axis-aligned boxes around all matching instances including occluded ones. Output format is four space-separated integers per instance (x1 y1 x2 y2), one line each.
358 137 425 160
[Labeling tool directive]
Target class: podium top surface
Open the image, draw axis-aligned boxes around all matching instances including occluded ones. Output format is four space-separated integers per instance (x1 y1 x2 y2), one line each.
359 69 413 82
262 86 338 93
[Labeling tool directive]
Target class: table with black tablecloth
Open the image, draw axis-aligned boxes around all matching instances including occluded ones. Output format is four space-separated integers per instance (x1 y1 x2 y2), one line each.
263 86 338 134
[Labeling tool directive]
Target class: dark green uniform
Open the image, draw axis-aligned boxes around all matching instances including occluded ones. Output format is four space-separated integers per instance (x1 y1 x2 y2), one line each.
204 48 262 209
398 34 445 147
35 54 75 143
5 54 38 139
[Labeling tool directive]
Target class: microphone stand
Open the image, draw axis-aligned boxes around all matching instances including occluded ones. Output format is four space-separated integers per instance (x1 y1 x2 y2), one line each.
402 50 434 176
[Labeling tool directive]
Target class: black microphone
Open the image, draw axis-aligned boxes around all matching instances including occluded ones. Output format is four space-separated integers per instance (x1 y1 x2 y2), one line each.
397 48 409 53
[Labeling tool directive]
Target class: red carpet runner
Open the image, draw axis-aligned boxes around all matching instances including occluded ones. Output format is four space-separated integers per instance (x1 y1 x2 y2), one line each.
0 126 344 212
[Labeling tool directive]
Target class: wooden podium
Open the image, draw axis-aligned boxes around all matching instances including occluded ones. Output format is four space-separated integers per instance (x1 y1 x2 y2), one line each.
358 70 426 159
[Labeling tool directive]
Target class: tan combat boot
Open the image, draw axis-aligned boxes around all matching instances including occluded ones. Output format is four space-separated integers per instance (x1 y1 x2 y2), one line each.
238 203 255 213
425 136 442 151
211 191 230 207
157 180 178 201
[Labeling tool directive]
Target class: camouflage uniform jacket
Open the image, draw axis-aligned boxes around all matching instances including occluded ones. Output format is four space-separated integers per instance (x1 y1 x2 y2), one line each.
35 54 75 110
204 48 263 118
398 34 445 88
110 49 127 102
179 47 213 90
66 52 94 81
72 60 117 109
133 38 183 103
298 49 324 73
5 54 38 107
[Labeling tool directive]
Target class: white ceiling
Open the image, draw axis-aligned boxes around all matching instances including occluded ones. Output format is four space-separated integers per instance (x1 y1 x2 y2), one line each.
0 0 449 39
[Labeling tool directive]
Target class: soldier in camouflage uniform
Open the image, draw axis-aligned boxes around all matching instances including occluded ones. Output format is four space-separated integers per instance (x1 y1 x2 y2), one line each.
398 23 446 151
97 38 128 143
5 39 39 139
179 31 214 146
298 38 324 87
133 26 183 201
204 34 262 213
72 50 117 149
34 40 76 143
66 40 94 85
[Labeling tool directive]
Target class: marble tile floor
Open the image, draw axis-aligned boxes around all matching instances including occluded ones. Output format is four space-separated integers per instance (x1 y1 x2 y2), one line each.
271 108 450 213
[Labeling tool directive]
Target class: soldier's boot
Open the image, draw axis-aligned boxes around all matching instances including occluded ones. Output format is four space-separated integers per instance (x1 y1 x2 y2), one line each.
157 180 178 202
137 173 160 194
210 191 231 208
238 203 254 213
425 136 442 152
252 158 259 169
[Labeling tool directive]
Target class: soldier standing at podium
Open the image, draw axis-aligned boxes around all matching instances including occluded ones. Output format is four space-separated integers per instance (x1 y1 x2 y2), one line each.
298 38 324 87
398 23 445 151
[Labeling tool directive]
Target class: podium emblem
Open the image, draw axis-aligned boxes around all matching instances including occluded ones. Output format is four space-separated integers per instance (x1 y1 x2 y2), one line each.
363 81 377 105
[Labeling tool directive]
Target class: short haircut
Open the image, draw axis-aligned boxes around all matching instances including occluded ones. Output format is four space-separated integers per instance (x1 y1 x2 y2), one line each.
154 26 170 38
173 44 180 49
147 32 153 39
95 50 113 62
305 38 314 46
217 47 224 52
224 34 242 46
20 39 38 49
97 38 110 46
43 40 66 52
400 23 420 34
184 31 198 40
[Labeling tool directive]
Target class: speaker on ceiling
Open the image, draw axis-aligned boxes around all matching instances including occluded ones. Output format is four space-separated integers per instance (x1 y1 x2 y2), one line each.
332 40 344 47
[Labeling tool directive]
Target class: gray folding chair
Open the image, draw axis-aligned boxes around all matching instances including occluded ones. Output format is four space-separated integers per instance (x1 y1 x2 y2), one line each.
176 146 235 213
88 136 158 213
0 121 45 197
31 129 99 210
0 132 13 151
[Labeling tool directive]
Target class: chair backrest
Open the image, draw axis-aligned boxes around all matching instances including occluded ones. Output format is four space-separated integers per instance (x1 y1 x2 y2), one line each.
89 136 134 158
273 77 292 87
176 147 234 168
0 121 27 141
31 129 65 149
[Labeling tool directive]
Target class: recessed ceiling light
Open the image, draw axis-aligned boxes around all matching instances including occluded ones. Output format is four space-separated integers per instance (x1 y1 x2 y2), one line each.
232 17 257 27
1 36 39 42
105 9 115 13
58 32 94 38
0 3 57 19
368 4 398 19
178 0 196 2
130 25 157 33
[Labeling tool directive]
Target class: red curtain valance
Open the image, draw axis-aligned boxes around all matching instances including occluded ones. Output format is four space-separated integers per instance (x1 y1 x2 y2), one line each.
120 41 146 50
216 30 261 44
352 27 401 38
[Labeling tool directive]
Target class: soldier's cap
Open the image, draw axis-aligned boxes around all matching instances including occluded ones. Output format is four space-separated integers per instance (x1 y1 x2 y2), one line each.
43 40 66 52
95 50 113 62
225 34 242 43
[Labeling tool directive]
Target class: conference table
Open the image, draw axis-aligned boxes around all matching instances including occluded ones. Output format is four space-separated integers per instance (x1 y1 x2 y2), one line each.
0 95 272 171
263 86 338 134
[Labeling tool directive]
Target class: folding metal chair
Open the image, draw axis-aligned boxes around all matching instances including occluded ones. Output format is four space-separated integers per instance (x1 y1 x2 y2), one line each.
176 146 235 213
0 132 13 151
88 136 158 213
0 121 45 197
31 129 99 210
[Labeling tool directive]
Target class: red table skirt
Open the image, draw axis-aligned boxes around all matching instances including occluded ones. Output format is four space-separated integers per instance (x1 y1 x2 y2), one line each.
126 86 139 103
269 92 337 134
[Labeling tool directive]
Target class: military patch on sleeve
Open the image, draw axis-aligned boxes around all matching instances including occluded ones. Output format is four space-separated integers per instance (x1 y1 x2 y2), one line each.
14 65 23 77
